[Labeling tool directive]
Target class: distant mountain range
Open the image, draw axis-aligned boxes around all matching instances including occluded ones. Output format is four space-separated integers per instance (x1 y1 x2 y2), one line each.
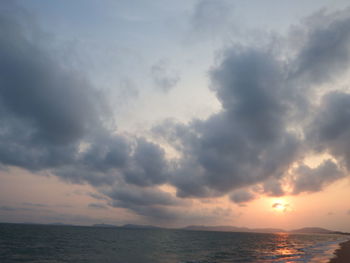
3 221 349 235
93 223 119 228
182 225 284 233
92 223 161 229
183 225 348 234
289 227 335 234
91 223 348 235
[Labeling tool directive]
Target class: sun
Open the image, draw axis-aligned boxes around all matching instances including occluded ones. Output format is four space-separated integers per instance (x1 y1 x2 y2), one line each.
273 203 284 212
272 199 290 213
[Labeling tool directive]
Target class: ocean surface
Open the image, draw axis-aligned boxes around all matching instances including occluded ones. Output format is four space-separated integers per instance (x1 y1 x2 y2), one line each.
0 223 347 263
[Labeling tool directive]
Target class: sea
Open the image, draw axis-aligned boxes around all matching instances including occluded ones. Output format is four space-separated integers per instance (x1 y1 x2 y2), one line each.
0 223 348 263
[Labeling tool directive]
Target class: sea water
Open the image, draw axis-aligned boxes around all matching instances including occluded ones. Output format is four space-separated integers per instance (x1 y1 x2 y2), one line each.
0 223 347 263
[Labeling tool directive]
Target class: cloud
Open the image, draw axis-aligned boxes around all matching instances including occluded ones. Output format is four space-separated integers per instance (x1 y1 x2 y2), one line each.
0 4 106 172
159 47 299 198
88 203 108 210
88 192 110 201
272 203 280 208
292 160 345 194
22 202 48 207
0 205 18 211
291 8 350 85
272 202 290 212
307 92 350 170
151 59 179 93
155 7 350 201
121 138 170 186
107 185 183 208
190 0 235 39
230 190 256 205
2 3 350 225
0 205 49 212
102 183 190 222
262 179 285 197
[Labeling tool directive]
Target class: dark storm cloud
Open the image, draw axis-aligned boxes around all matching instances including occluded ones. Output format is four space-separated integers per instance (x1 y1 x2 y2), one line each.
292 160 345 194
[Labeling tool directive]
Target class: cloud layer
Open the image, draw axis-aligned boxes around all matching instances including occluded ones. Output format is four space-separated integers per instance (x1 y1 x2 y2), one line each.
1 3 350 224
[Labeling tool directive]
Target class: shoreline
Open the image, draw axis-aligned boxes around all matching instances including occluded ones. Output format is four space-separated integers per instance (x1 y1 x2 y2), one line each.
329 239 350 263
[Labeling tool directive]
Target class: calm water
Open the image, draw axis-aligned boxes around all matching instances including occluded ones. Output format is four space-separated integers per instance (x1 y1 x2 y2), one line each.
0 223 347 263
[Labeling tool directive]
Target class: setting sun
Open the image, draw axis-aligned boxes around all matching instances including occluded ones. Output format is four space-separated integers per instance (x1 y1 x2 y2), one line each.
272 199 290 213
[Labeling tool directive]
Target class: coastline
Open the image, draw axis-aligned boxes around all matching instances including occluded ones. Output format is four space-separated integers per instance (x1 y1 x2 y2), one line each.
329 240 350 263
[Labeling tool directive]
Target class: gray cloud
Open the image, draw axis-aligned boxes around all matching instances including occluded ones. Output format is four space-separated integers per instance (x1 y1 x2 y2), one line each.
230 190 256 205
159 47 299 198
107 185 184 208
263 179 285 197
0 4 105 172
291 8 350 85
307 92 350 170
0 205 17 211
121 138 169 186
88 192 110 201
191 0 235 39
106 184 187 221
292 160 345 194
155 7 350 201
151 59 179 93
0 205 49 212
88 203 108 210
22 202 48 208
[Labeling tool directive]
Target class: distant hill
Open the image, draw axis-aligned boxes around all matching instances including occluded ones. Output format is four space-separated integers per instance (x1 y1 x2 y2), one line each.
121 224 161 229
93 224 118 228
89 223 349 235
49 222 71 226
289 227 335 234
183 225 284 233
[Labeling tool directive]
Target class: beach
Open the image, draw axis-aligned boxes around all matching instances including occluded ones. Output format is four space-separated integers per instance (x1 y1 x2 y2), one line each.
329 240 350 263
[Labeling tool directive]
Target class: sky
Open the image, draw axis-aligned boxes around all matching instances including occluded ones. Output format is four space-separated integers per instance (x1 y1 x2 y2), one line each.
0 0 350 231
